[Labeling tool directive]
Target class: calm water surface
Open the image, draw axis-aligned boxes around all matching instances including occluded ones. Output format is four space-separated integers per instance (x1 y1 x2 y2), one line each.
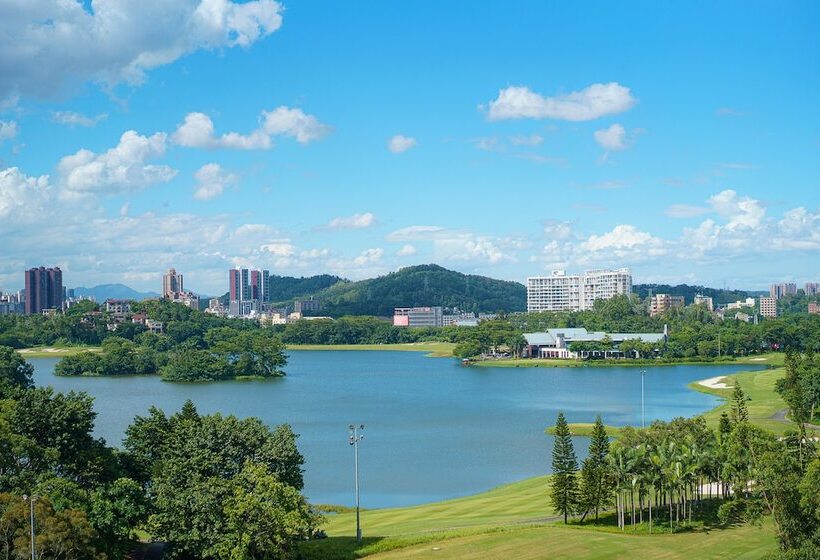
30 352 763 508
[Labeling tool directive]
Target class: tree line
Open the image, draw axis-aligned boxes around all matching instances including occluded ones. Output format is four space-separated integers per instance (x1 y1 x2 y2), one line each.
550 377 820 557
0 346 318 559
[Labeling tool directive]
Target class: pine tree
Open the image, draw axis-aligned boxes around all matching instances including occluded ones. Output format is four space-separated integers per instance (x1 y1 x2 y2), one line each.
579 415 611 521
550 412 580 523
731 383 749 425
718 411 732 444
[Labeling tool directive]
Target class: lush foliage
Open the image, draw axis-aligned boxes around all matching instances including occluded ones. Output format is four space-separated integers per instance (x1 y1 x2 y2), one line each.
777 351 820 424
0 348 317 559
305 264 527 316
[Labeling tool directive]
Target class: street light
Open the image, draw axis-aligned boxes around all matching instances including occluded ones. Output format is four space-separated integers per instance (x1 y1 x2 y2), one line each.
348 424 364 543
640 369 647 429
22 494 36 560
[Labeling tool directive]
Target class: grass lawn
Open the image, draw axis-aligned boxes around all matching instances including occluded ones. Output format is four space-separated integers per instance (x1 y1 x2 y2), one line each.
368 520 777 560
689 365 811 435
286 342 455 357
17 345 102 358
545 423 624 437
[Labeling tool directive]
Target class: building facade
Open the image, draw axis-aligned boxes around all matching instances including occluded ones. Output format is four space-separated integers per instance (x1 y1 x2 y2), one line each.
770 283 797 299
24 266 63 314
228 268 274 317
693 294 714 311
162 268 184 298
805 282 819 296
649 294 685 317
393 306 444 327
759 296 778 318
527 268 632 313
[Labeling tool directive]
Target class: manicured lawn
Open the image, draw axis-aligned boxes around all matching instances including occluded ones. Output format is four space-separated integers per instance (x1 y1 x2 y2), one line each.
286 342 455 357
546 423 624 437
690 366 802 435
17 345 102 358
368 520 778 560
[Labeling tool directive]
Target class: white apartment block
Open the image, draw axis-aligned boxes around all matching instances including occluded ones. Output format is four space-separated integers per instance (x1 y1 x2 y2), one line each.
527 268 632 312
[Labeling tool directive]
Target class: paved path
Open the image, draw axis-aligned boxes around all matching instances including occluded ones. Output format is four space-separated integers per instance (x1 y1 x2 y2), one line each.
771 408 820 430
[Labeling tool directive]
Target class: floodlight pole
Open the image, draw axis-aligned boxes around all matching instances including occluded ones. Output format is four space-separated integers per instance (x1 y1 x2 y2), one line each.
23 494 36 560
349 424 365 543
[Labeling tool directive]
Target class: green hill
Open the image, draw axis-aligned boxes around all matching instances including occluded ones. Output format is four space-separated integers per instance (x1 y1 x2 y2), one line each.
632 283 765 305
306 264 526 317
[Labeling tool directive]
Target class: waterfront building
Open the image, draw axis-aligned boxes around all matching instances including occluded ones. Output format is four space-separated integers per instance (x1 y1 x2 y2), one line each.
24 266 63 315
770 282 797 299
527 268 632 312
393 306 444 327
649 294 685 317
759 296 778 318
523 327 666 359
693 294 714 311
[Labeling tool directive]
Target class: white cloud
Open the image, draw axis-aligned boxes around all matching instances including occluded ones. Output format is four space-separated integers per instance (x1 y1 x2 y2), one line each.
0 167 51 223
581 225 665 256
52 111 108 127
0 0 284 99
261 107 332 144
193 163 237 200
260 239 296 257
593 123 628 151
58 130 176 196
327 212 376 229
173 107 330 150
387 134 417 154
472 136 501 152
509 134 543 146
543 221 573 240
486 82 636 121
708 189 765 230
353 248 384 266
396 244 417 256
0 120 18 142
665 204 710 219
386 225 446 241
433 234 512 265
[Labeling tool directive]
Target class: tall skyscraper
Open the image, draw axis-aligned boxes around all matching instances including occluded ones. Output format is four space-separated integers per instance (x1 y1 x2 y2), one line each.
24 266 63 314
770 283 797 299
527 268 632 312
162 268 184 298
229 268 270 316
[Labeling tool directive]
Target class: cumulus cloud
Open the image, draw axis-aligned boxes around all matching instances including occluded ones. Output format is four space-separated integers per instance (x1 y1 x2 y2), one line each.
0 120 18 142
387 134 417 154
58 130 176 196
0 167 51 223
593 123 628 151
486 82 636 121
396 244 417 256
327 212 376 229
173 107 329 150
708 189 765 230
52 111 108 127
0 0 284 98
581 225 665 257
353 248 384 266
193 163 236 200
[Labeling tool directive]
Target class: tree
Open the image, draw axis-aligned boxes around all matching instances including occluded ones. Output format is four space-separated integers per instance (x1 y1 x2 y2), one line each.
731 382 749 425
216 461 320 560
550 412 579 523
579 416 611 521
0 346 34 392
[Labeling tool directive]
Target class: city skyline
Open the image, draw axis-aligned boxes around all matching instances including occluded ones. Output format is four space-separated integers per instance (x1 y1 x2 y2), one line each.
1 1 819 294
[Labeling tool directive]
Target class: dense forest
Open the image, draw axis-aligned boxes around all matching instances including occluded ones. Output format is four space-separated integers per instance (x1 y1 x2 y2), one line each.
302 264 528 316
631 283 764 305
0 347 318 558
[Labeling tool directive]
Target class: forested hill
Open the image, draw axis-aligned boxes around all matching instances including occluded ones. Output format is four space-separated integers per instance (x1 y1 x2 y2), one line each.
632 283 766 305
268 274 344 302
306 264 526 316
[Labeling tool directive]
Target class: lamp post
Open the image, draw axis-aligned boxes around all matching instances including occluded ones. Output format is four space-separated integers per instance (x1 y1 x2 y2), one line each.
22 494 36 560
348 424 364 543
640 369 647 429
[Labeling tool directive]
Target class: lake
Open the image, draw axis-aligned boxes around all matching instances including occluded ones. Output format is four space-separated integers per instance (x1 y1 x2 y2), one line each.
30 352 761 508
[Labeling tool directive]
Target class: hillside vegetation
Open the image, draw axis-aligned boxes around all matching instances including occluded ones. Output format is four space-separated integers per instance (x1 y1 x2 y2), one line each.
304 264 527 316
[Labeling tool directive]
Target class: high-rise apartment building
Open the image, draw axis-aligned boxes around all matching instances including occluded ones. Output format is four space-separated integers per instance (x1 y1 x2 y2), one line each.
805 282 819 296
527 268 632 313
162 268 184 298
24 266 63 314
228 268 271 317
770 283 797 299
649 294 685 317
759 296 778 318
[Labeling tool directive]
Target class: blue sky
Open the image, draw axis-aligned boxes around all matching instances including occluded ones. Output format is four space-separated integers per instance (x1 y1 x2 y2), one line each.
0 0 818 294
